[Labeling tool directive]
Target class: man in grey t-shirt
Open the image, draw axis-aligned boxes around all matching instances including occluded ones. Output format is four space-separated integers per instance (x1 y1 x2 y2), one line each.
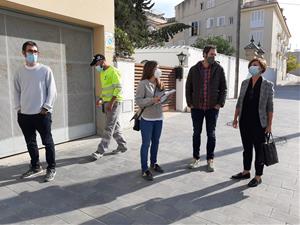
14 41 57 182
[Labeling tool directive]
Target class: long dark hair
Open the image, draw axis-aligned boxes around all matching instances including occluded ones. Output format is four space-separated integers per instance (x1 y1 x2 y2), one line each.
141 60 164 91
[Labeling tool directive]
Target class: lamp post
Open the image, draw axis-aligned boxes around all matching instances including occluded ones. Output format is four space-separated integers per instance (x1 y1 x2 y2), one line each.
177 51 187 66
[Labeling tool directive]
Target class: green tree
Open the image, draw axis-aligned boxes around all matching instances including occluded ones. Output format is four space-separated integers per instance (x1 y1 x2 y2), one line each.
148 23 190 46
115 27 135 57
286 53 300 73
115 0 153 53
192 36 235 56
115 0 190 56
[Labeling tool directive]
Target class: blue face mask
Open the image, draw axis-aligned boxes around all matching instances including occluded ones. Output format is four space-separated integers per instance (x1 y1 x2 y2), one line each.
95 65 103 73
249 66 261 76
26 53 38 64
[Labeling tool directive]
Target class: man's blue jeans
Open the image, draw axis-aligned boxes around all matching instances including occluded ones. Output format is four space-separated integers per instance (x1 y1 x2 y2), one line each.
191 108 219 160
140 118 163 173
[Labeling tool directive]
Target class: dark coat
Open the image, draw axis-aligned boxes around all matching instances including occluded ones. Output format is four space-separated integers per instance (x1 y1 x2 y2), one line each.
185 61 227 108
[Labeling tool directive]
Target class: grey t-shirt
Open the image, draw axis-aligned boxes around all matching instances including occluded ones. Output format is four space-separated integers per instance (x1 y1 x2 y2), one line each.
135 79 165 120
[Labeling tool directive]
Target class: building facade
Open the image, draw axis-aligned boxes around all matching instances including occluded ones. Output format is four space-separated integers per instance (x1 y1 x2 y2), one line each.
167 0 291 81
168 0 237 46
145 10 168 31
241 0 291 81
0 0 115 157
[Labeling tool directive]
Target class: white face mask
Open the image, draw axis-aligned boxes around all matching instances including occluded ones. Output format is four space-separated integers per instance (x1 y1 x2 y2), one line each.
154 68 162 78
95 65 103 73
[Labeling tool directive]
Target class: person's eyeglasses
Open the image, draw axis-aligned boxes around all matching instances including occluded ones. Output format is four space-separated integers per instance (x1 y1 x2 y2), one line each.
26 50 39 54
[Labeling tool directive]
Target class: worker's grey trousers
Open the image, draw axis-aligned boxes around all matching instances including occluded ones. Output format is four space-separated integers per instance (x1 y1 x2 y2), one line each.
97 102 127 153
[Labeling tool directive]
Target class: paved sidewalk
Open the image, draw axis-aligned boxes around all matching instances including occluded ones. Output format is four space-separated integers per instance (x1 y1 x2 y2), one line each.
0 86 299 225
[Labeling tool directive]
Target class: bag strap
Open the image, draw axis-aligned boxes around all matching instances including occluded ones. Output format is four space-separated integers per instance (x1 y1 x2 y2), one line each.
265 132 274 143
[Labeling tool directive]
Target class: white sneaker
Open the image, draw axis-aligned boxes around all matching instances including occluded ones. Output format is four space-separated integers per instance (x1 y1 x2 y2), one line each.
207 160 215 172
91 151 103 160
188 158 201 169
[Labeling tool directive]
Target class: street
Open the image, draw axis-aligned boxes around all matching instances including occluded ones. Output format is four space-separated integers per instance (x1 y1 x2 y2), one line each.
0 85 299 225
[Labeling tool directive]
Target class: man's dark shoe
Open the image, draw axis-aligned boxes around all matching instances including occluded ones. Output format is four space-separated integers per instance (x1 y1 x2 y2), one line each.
44 169 56 182
150 164 164 173
142 170 153 181
231 172 251 180
21 166 43 179
247 178 262 187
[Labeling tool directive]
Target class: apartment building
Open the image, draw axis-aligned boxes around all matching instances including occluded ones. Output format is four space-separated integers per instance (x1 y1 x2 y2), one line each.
167 0 291 80
241 0 291 80
168 0 237 46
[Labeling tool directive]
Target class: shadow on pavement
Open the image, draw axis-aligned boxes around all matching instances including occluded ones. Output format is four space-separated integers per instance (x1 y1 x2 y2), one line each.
0 157 207 224
80 180 248 225
0 155 93 188
1 130 299 223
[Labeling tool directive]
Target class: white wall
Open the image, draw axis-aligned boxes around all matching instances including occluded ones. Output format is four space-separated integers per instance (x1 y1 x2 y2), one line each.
115 59 135 129
134 46 275 112
134 46 190 67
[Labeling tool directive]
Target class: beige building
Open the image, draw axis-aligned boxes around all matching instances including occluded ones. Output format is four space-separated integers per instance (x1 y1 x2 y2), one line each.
168 0 238 46
0 0 115 157
167 0 291 81
241 0 291 81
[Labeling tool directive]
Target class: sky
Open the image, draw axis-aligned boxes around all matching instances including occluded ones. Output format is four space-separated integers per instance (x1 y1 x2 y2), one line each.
152 0 300 50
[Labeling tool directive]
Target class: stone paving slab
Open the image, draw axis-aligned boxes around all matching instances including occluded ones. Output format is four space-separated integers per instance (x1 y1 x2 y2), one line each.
0 85 299 225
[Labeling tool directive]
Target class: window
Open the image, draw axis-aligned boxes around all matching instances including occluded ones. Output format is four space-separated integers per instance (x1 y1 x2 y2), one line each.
191 21 199 36
206 17 214 29
229 16 234 25
228 35 233 43
207 0 215 9
250 10 264 28
217 16 225 27
250 30 264 43
200 2 204 10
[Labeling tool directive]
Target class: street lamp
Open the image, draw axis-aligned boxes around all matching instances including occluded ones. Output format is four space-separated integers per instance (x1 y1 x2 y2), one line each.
177 51 186 66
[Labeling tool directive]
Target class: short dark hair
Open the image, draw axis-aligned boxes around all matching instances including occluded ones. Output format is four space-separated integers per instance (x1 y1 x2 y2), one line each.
203 45 216 56
22 41 38 52
248 58 267 73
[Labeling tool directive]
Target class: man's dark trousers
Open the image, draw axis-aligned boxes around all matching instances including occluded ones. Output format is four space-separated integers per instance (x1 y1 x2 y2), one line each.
191 108 219 160
17 113 56 170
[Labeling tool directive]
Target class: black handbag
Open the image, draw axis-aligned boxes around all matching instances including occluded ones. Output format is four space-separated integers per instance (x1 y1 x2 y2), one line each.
131 108 145 131
262 133 279 166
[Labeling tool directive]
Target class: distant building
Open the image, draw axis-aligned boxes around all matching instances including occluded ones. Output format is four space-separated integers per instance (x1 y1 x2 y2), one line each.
145 10 168 31
241 0 291 81
167 0 291 81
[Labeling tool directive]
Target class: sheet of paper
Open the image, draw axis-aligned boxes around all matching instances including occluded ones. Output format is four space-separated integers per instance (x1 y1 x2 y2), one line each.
160 89 176 103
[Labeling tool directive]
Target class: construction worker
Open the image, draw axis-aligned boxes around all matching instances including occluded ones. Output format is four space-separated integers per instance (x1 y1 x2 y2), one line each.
90 54 127 160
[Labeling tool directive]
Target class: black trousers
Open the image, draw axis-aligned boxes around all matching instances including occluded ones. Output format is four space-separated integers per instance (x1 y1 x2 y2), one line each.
17 113 56 170
240 121 265 176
